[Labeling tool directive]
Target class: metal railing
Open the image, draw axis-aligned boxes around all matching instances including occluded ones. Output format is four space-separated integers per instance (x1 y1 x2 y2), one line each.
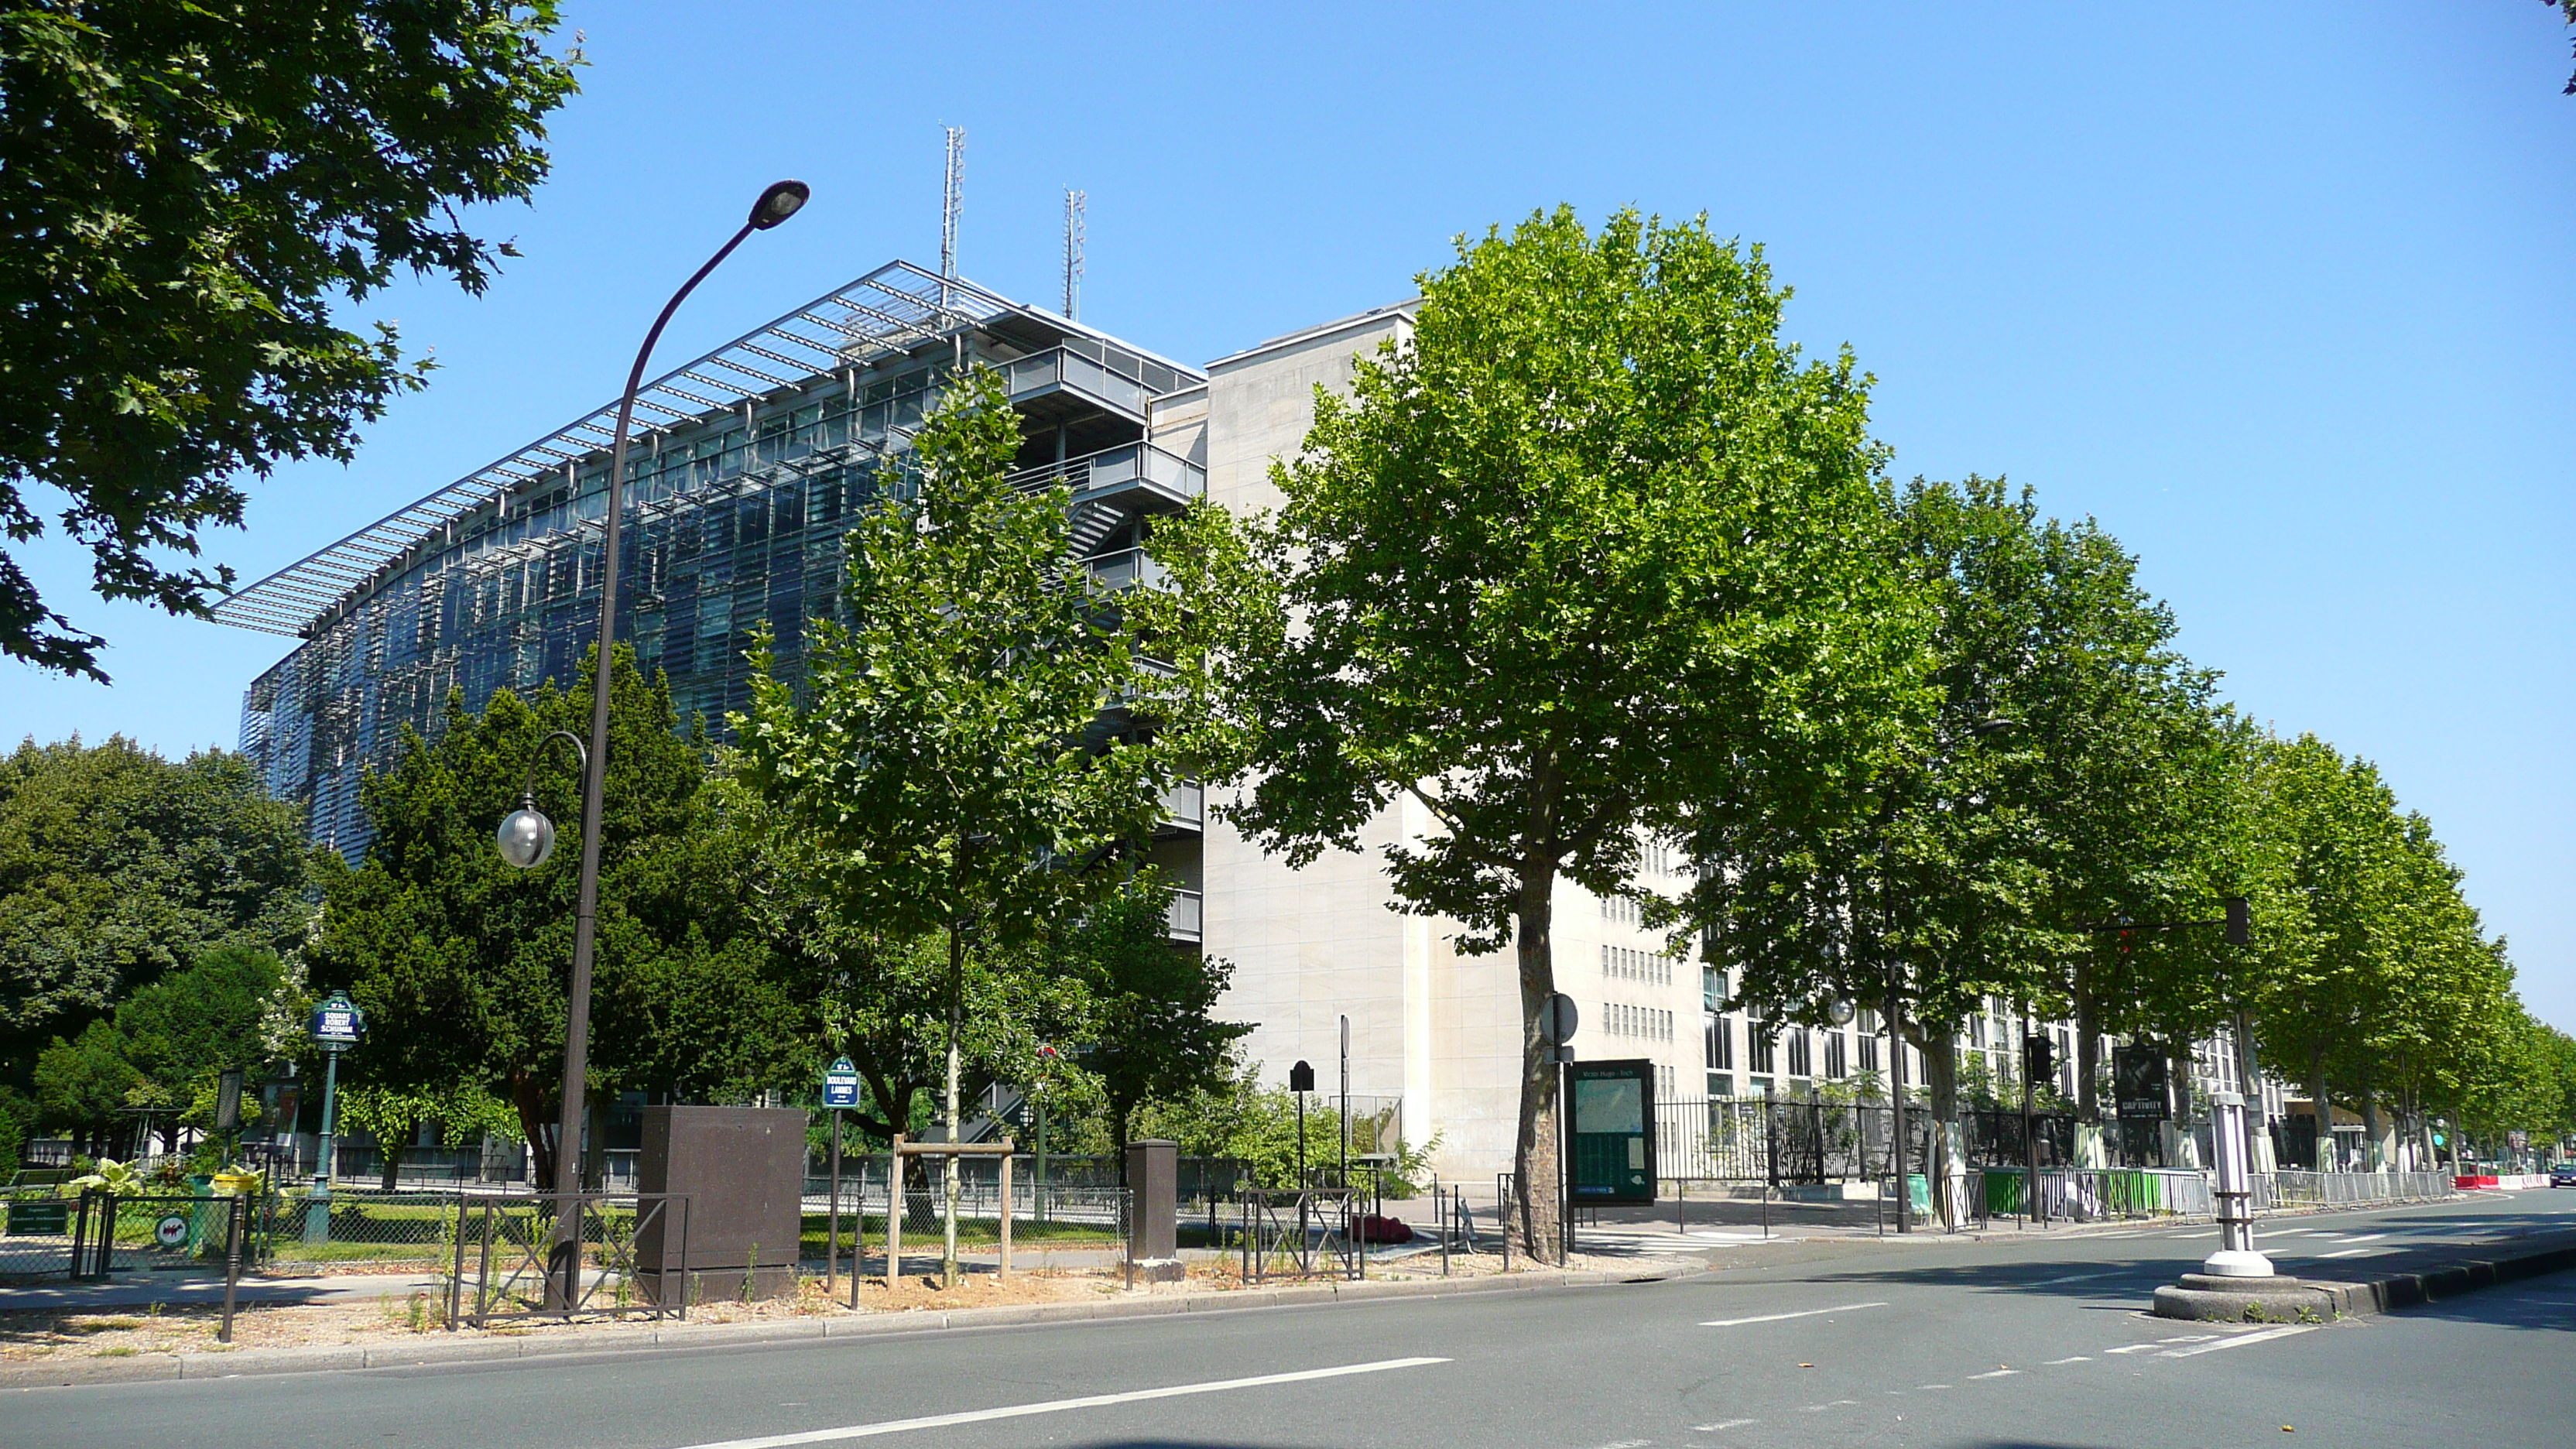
1656 1098 1934 1184
1973 1167 2214 1221
2254 1170 2455 1209
1009 439 1205 503
1167 889 1203 943
449 1191 690 1326
1081 546 1167 591
1238 1187 1360 1283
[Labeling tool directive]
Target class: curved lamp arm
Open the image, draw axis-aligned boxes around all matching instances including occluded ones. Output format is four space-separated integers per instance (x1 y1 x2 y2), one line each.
515 729 591 810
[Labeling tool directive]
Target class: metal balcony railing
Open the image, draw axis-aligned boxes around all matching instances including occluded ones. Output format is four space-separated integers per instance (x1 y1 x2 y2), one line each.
1167 889 1204 944
1010 440 1204 506
1082 546 1167 591
1000 345 1177 422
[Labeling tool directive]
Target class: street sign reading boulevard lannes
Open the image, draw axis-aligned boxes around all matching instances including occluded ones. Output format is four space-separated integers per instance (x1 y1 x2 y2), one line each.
1568 1058 1657 1205
2112 1045 2169 1121
822 1057 861 1109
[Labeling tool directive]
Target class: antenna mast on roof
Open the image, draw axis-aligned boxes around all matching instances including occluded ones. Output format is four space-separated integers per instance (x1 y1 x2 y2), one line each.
1063 189 1085 320
940 127 964 280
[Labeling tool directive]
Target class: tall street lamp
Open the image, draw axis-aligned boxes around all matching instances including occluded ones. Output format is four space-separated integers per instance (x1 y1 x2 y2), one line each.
498 180 809 1308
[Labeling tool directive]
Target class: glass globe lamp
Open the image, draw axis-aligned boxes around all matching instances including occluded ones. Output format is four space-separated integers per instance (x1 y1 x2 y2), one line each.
497 800 557 870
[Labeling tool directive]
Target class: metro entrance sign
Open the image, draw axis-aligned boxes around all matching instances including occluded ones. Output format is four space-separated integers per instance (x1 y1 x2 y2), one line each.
822 1057 860 1109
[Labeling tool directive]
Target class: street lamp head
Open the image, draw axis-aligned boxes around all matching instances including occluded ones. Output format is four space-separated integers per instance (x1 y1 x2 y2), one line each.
750 180 810 230
497 797 557 869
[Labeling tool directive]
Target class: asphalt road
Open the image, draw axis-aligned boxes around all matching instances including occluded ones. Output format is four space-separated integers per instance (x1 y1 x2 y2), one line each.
12 1190 2573 1449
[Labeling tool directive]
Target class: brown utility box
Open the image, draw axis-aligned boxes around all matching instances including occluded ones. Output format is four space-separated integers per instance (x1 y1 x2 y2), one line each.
1126 1138 1178 1262
636 1105 807 1302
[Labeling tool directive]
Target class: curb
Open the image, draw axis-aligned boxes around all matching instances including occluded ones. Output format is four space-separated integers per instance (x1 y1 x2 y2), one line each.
2304 1235 2576 1319
2 1262 1700 1390
2153 1232 2576 1324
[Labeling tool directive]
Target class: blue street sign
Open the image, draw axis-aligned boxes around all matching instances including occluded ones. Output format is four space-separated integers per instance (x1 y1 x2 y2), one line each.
823 1056 860 1108
309 992 365 1049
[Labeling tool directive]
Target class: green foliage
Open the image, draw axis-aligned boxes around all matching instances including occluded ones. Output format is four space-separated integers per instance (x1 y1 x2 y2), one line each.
1147 207 1926 1254
738 367 1173 951
0 1 583 678
32 1018 139 1136
0 1082 29 1165
1694 474 2233 1121
1129 1053 1430 1193
736 778 1091 1152
0 737 313 1075
311 646 804 1186
1049 873 1250 1155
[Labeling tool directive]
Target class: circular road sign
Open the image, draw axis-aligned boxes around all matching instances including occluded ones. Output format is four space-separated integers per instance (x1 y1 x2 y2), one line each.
154 1214 189 1249
1540 992 1578 1046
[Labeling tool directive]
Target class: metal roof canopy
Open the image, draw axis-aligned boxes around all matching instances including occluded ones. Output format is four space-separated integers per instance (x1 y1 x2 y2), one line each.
212 260 1201 640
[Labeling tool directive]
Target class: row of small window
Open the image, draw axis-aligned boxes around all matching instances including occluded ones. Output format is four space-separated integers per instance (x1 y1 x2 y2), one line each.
1600 944 1673 985
1600 895 1646 927
1704 1016 1886 1081
1606 1004 1675 1042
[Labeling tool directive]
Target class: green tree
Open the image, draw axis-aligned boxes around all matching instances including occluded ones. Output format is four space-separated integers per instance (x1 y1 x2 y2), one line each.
106 943 286 1149
0 737 311 1078
1697 477 2236 1147
0 2 581 678
334 1082 518 1190
738 366 1174 1286
1050 873 1250 1164
31 1016 137 1146
312 647 803 1188
1147 209 1926 1259
734 783 1090 1164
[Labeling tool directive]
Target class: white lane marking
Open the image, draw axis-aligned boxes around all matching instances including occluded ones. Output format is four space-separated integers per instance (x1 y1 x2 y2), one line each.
2029 1269 2141 1286
2161 1325 2315 1357
2320 1248 2376 1259
1799 1400 1858 1412
2104 1344 2163 1355
1595 1440 1653 1447
2159 1334 2216 1343
1692 1420 1759 1432
1699 1300 1889 1327
1919 1383 1952 1389
661 1357 1451 1449
1968 1369 2020 1380
2045 1356 2091 1365
2339 1233 2388 1242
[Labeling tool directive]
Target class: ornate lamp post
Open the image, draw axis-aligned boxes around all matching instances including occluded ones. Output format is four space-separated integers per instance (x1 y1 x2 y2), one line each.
497 181 809 1308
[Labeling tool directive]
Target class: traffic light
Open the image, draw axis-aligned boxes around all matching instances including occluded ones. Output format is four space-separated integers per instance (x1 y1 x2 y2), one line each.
2224 896 2252 947
2023 1033 2056 1084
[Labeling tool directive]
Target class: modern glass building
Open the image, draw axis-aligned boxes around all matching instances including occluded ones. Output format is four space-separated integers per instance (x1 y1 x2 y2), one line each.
215 261 1206 857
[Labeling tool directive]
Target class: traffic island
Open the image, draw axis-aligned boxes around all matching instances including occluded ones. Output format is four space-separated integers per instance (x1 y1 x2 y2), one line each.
2152 1273 2326 1323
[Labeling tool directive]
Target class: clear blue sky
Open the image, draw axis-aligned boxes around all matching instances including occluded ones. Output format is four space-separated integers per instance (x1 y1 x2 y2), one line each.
9 4 2571 1027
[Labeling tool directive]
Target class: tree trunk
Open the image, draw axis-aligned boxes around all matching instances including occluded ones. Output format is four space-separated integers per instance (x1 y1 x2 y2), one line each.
1511 858 1563 1266
379 1129 407 1192
2075 977 2101 1120
2307 1052 2331 1172
942 920 964 1290
2358 1064 2382 1173
511 1070 557 1193
1917 1026 1959 1226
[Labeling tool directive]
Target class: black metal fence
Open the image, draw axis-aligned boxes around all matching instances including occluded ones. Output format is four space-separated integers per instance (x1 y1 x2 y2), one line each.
1656 1099 1939 1184
1236 1187 1359 1284
448 1191 690 1326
